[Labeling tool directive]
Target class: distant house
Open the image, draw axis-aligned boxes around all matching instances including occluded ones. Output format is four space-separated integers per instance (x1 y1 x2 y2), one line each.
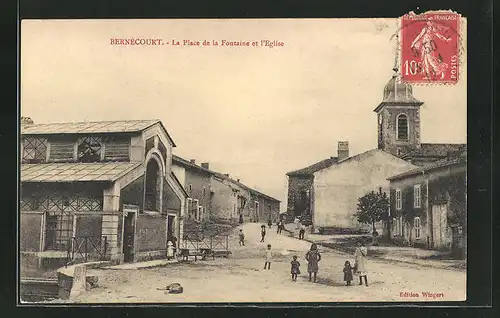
210 173 281 224
171 156 212 223
286 70 465 233
20 119 187 270
171 156 281 225
387 149 466 256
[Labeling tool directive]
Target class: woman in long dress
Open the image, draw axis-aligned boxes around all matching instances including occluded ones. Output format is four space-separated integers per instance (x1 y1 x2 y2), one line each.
410 21 452 80
305 243 321 283
354 241 368 286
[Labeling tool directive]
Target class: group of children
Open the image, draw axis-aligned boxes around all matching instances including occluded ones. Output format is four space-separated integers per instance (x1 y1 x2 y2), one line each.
238 225 367 286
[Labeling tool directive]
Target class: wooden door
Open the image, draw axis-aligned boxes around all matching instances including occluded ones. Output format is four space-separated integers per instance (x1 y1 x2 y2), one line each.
123 213 135 263
432 204 448 249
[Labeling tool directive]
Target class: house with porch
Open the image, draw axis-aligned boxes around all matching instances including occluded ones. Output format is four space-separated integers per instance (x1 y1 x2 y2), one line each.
20 119 188 271
387 149 466 256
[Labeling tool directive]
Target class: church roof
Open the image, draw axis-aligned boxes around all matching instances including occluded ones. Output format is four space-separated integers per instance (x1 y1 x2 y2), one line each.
388 149 466 180
373 74 423 112
286 157 338 177
400 143 467 160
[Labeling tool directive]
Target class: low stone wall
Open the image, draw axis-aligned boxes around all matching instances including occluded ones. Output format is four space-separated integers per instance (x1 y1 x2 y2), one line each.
56 261 110 300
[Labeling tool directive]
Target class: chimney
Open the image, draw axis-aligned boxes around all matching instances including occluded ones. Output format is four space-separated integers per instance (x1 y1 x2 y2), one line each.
237 179 240 182
190 159 196 164
201 162 209 169
338 141 349 162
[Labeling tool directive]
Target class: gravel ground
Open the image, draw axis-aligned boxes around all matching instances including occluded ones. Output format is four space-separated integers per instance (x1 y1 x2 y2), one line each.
70 223 466 303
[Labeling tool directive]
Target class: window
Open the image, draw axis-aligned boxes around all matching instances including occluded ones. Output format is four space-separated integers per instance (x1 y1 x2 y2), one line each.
396 114 409 141
22 137 47 163
413 184 421 208
203 187 206 197
45 211 74 251
104 137 130 161
50 138 76 161
188 184 192 194
397 148 403 156
414 217 421 239
77 136 102 162
186 198 192 220
395 189 402 210
145 137 155 157
197 206 203 221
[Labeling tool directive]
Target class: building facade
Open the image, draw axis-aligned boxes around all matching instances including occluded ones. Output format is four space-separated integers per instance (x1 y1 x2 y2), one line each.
388 150 466 255
171 156 212 223
286 70 466 233
20 120 187 271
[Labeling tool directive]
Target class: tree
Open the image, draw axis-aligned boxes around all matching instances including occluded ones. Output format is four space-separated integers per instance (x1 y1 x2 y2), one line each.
355 188 390 233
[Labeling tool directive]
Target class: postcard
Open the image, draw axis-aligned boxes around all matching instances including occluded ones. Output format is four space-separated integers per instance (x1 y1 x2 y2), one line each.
19 13 467 304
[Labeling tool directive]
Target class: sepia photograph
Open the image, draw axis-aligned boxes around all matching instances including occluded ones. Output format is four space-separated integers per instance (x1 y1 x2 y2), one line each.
19 13 467 304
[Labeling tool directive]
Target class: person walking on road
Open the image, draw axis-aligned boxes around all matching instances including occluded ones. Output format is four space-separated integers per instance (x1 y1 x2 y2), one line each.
264 244 272 269
260 225 266 242
238 229 245 246
298 223 306 240
354 241 368 286
268 219 272 228
305 243 321 283
277 221 284 234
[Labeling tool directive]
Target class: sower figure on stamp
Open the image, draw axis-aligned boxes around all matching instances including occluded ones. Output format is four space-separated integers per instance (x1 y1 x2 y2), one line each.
354 241 368 286
411 20 452 80
305 243 321 283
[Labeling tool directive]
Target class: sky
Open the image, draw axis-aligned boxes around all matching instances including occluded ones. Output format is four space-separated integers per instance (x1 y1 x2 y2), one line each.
21 19 467 210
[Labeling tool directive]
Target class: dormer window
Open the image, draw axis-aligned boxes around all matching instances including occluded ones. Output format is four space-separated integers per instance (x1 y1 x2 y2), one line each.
22 137 47 163
77 136 102 162
396 114 409 141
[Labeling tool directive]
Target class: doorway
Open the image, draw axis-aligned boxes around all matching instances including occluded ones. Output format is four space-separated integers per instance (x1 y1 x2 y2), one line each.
123 212 136 263
167 215 175 240
432 204 448 249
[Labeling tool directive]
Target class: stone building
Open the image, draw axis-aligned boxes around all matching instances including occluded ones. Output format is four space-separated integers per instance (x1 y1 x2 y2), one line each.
20 120 187 272
387 149 466 255
171 156 212 223
286 70 466 233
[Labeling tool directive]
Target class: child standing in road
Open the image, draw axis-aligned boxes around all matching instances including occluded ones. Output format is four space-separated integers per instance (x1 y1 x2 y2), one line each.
343 260 354 286
264 244 272 269
260 225 266 242
238 229 245 246
290 255 301 281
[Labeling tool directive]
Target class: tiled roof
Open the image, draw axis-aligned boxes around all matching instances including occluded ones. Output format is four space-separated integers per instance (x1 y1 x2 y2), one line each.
21 119 161 135
172 155 212 175
286 157 338 176
21 162 141 182
173 154 281 203
401 143 467 159
388 149 467 180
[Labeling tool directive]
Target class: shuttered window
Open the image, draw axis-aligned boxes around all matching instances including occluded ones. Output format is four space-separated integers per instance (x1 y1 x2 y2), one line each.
104 138 130 161
49 140 75 161
395 189 402 210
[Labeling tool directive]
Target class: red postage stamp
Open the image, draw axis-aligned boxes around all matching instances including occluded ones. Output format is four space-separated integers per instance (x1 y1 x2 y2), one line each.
401 11 460 84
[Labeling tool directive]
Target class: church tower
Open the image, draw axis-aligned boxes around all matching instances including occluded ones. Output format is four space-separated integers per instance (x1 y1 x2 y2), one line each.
373 68 424 157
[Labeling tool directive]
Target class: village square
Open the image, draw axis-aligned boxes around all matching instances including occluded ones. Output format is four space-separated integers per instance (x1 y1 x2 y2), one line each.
19 18 467 303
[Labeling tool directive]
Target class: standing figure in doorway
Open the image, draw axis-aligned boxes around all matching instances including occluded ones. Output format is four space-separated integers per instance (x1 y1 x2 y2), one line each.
305 243 321 283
